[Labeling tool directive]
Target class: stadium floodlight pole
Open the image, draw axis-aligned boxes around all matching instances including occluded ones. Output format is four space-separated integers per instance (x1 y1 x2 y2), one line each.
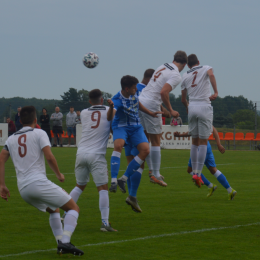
255 103 257 150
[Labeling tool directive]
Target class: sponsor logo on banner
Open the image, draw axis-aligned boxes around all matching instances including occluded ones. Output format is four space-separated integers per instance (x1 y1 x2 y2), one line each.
76 124 191 149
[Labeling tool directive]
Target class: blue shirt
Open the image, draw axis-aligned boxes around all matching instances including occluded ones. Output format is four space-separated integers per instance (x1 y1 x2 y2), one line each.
112 91 141 128
136 83 146 96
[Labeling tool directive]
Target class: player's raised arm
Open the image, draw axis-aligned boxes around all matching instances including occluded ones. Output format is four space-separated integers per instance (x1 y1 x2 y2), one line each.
139 102 163 118
107 99 116 121
42 146 65 182
160 83 179 118
208 69 218 101
0 149 11 201
212 126 225 154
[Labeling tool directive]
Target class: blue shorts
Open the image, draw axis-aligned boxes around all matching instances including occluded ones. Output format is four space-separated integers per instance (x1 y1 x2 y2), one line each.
67 126 76 137
124 143 139 157
113 125 148 147
188 142 216 169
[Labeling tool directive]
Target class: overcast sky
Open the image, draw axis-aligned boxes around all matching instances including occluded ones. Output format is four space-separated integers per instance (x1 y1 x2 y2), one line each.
1 0 259 102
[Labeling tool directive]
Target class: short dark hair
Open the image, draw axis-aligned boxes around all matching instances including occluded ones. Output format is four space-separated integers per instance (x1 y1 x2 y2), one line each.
20 106 36 125
6 117 10 120
89 89 102 104
121 75 139 90
42 108 47 112
143 69 155 79
187 54 199 67
70 106 74 108
174 51 188 64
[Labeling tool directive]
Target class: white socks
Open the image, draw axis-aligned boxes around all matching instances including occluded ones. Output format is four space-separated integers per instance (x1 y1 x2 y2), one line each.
99 190 109 226
62 210 79 243
70 187 83 204
190 145 198 174
197 145 207 176
145 144 153 172
49 213 63 243
151 146 161 177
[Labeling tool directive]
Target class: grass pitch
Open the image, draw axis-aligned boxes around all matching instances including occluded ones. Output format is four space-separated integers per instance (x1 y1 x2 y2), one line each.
0 148 259 259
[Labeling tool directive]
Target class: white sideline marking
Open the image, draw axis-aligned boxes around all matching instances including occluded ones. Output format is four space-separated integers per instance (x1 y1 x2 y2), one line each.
0 222 259 258
5 164 234 178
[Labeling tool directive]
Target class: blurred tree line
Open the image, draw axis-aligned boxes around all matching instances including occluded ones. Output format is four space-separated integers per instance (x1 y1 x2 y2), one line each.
1 90 258 129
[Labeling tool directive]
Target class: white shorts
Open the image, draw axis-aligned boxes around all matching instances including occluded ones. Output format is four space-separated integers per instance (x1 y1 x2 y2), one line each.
188 105 213 139
20 179 71 212
75 153 108 186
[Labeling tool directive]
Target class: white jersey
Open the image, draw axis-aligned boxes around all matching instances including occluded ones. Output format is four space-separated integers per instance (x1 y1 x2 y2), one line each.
181 65 213 104
139 63 181 106
77 105 111 155
4 127 51 191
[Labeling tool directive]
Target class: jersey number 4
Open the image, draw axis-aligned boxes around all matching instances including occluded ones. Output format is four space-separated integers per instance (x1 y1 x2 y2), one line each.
18 134 27 158
153 68 166 82
91 111 101 128
191 71 198 87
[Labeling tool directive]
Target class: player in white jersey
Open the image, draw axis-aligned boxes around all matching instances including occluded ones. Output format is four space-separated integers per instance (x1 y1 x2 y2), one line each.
139 51 187 185
181 54 218 187
0 106 84 256
65 89 117 232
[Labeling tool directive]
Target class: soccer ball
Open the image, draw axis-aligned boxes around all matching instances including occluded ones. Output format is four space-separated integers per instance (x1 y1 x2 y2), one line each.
82 52 99 68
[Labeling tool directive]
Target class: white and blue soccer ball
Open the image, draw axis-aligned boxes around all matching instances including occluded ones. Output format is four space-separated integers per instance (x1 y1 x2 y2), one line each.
82 52 99 68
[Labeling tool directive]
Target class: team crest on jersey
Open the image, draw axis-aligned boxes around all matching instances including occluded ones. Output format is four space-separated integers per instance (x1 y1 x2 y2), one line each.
132 96 135 100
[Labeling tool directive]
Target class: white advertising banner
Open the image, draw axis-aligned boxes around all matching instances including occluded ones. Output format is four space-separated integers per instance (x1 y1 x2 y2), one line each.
0 124 8 146
76 124 191 149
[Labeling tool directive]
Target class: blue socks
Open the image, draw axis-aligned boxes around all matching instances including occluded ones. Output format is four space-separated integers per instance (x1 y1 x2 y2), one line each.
111 151 121 183
214 170 230 189
124 156 144 178
129 168 143 197
201 173 211 187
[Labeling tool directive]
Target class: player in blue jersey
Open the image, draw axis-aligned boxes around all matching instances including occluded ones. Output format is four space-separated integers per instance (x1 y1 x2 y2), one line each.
108 75 162 211
174 127 237 200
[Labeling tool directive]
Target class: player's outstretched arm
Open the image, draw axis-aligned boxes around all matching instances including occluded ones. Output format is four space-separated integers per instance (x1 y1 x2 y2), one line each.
174 131 190 138
161 83 179 118
0 149 11 202
208 69 218 101
181 89 189 114
107 99 116 121
212 126 225 154
42 146 65 182
160 105 171 118
139 102 163 118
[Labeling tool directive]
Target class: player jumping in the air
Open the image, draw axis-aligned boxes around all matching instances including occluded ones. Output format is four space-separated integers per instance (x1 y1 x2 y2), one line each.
109 75 162 211
64 89 117 231
174 127 237 200
181 54 218 187
0 106 84 256
139 51 187 186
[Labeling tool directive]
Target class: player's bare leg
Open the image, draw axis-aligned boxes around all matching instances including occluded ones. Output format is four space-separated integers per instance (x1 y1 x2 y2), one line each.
110 139 125 192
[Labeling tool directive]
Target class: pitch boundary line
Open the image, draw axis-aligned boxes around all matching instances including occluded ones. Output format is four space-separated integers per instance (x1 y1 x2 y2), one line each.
0 221 259 258
5 164 234 178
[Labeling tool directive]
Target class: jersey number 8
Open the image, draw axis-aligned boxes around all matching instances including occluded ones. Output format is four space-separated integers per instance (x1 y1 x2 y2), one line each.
18 134 27 158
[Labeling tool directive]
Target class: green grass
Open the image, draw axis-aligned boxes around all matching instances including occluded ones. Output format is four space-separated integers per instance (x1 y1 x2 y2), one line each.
0 148 259 259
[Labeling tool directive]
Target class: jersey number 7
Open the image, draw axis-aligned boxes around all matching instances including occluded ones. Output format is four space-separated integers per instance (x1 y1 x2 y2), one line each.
191 71 198 87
